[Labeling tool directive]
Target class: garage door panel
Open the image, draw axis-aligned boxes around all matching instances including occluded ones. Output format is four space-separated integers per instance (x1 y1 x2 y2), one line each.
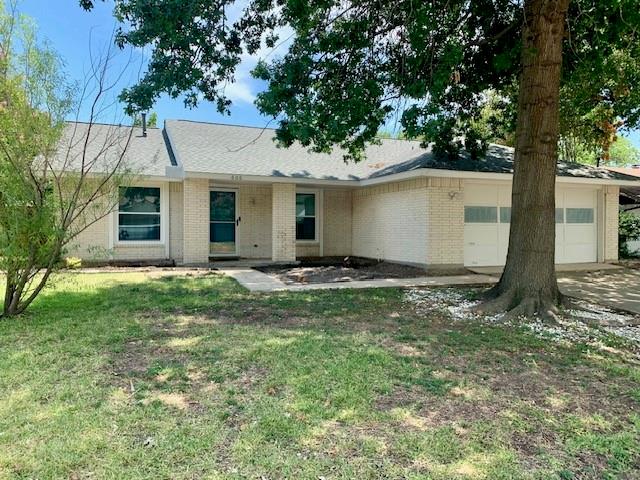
464 225 499 266
464 184 598 266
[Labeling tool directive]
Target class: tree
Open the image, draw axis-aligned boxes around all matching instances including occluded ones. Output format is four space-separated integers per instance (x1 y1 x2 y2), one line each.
609 137 640 166
82 0 640 319
0 4 133 317
133 111 157 128
618 211 640 258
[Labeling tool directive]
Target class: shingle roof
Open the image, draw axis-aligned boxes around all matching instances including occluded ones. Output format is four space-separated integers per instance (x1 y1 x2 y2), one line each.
164 120 639 182
57 122 173 177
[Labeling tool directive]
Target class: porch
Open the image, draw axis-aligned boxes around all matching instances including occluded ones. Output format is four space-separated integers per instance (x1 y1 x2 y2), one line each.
181 179 353 265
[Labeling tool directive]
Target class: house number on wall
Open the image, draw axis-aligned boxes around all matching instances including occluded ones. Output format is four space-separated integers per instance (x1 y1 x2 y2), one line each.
231 175 242 181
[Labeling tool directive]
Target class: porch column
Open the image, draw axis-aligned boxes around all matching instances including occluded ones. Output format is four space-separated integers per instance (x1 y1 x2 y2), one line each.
183 178 210 265
603 185 619 262
272 183 296 262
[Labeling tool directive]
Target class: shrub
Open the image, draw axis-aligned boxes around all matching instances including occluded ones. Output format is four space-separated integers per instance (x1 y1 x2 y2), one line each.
618 211 640 258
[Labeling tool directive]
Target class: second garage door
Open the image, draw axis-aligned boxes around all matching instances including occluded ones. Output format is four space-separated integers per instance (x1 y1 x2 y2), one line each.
464 184 598 267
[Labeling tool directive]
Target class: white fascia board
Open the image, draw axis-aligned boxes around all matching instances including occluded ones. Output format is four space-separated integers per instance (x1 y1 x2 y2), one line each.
360 168 640 187
183 170 359 187
181 167 640 187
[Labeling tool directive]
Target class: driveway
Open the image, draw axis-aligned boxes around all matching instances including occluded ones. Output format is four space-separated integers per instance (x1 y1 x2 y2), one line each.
559 268 640 315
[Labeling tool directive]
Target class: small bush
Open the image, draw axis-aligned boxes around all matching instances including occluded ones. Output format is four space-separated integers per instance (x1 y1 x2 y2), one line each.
619 211 640 258
64 256 82 269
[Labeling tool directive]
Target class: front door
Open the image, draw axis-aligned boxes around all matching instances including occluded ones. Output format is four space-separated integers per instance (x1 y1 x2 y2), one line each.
210 190 237 256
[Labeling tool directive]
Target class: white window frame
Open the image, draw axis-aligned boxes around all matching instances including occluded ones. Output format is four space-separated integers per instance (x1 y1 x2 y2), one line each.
114 182 168 247
295 188 322 244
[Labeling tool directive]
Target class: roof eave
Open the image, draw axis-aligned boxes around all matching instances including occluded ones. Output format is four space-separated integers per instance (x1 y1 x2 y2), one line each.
180 166 640 187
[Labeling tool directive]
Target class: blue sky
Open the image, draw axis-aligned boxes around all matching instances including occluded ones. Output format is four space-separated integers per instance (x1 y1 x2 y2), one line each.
19 0 640 148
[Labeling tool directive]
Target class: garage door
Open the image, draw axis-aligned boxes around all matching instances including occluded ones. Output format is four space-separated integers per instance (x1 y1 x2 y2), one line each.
464 184 598 266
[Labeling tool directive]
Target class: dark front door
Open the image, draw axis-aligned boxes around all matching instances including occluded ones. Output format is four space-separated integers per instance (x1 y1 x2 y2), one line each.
210 190 237 255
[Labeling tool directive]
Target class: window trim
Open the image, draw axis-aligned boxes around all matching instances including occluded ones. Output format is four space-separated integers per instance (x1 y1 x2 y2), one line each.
114 183 168 247
295 189 321 243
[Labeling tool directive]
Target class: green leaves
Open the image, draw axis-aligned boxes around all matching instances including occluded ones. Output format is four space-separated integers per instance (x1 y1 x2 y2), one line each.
82 0 640 162
619 211 640 258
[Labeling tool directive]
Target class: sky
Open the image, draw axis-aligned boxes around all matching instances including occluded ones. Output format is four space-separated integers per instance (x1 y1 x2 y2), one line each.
18 0 640 149
19 0 276 129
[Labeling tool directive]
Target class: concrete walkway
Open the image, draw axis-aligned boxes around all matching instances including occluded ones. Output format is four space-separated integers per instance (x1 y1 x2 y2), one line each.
219 263 640 316
219 267 497 292
559 269 640 315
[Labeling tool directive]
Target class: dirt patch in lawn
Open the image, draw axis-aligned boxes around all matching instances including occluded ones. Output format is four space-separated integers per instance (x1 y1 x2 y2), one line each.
255 257 462 284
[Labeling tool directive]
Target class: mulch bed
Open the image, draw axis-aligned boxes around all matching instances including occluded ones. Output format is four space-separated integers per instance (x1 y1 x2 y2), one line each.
256 259 428 284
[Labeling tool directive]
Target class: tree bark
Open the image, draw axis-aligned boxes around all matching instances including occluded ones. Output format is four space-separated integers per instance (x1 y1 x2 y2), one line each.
478 0 570 320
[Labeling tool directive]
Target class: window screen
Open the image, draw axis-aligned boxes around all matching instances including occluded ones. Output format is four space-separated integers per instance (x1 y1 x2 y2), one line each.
118 187 161 241
499 207 511 223
464 206 497 223
566 208 594 224
296 193 316 240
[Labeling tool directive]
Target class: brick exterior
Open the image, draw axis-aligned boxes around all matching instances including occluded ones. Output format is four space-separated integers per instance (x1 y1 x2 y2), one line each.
169 182 184 263
323 189 352 256
237 185 272 258
426 178 464 265
67 183 171 263
182 178 210 264
605 185 619 262
352 178 429 265
271 183 296 262
67 177 621 267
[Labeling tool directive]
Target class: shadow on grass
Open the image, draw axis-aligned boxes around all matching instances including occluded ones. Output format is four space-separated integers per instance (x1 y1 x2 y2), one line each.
2 273 640 478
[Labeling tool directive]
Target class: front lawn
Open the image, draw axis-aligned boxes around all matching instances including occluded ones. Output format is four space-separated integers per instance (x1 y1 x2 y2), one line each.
0 272 638 479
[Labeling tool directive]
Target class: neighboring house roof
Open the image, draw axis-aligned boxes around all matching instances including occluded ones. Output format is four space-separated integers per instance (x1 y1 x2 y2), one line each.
56 122 173 177
607 167 640 204
164 120 639 183
608 166 640 178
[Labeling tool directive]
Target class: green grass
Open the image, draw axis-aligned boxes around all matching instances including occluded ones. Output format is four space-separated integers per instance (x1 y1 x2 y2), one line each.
0 272 639 479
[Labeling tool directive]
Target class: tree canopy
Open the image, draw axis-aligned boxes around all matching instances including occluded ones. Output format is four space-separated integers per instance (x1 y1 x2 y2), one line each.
81 0 640 162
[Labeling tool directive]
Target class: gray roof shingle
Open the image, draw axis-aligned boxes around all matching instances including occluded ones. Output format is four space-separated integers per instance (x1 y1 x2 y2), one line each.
57 122 172 177
164 120 639 182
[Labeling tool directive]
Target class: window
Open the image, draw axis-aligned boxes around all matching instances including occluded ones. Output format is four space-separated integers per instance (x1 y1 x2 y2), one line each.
555 208 564 223
566 207 594 224
296 193 316 240
499 207 511 223
118 187 161 241
464 206 497 223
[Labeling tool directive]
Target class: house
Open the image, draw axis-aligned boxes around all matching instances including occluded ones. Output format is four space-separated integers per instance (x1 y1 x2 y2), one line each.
68 120 640 268
607 166 640 254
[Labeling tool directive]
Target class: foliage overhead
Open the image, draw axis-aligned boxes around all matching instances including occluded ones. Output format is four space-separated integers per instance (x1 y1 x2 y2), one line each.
81 0 640 161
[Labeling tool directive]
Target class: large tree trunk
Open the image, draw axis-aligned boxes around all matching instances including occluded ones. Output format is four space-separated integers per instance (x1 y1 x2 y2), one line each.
478 0 570 320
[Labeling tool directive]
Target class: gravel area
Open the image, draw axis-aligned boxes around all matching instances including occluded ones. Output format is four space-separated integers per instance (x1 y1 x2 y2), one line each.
404 287 640 347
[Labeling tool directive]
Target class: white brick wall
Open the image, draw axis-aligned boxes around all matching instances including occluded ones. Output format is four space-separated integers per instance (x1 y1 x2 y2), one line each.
67 177 620 267
272 183 296 261
183 178 210 264
352 179 429 265
68 182 171 263
237 185 272 258
426 178 464 265
323 189 352 256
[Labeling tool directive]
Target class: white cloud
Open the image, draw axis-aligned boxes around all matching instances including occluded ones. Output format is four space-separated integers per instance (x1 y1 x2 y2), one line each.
221 78 256 104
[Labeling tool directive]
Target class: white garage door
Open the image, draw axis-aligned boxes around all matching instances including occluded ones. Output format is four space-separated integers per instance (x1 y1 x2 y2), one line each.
464 184 598 267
